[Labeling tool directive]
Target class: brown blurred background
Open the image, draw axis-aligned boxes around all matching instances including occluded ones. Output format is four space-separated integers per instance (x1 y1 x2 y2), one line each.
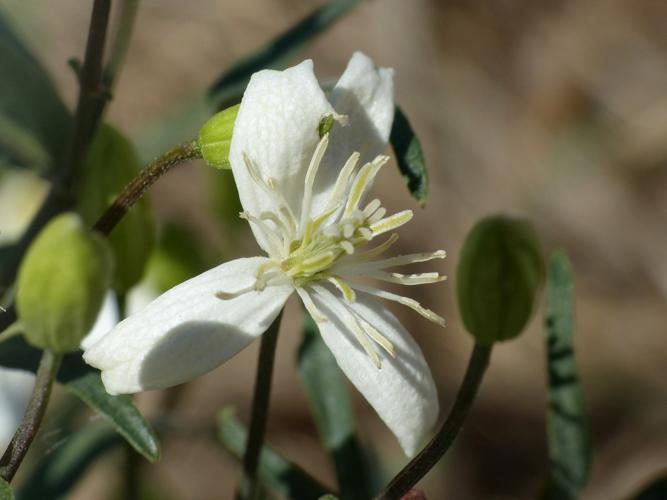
4 0 667 498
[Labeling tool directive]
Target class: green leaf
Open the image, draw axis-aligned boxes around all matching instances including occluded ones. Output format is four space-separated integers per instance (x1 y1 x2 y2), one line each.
457 215 545 344
78 124 155 294
65 372 160 462
17 425 119 500
298 313 373 499
0 477 14 500
208 0 362 109
390 106 428 206
217 407 331 499
542 251 590 500
0 10 71 172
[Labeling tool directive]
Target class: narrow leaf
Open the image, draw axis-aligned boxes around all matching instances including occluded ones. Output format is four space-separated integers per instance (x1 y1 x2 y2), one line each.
17 425 119 500
0 10 71 172
390 106 428 206
208 0 362 109
298 313 373 500
543 251 590 499
217 407 331 499
65 372 160 462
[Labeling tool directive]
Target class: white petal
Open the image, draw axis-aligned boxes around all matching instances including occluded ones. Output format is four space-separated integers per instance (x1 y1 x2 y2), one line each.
306 285 438 456
83 257 293 395
311 52 395 217
80 291 119 350
229 59 334 250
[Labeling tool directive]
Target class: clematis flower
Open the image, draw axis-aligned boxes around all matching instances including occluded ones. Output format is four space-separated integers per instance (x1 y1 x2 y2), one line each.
84 52 446 456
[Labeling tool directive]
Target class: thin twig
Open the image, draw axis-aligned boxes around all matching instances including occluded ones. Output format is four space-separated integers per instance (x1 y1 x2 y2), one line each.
376 342 493 499
0 350 63 482
240 313 284 500
93 140 201 235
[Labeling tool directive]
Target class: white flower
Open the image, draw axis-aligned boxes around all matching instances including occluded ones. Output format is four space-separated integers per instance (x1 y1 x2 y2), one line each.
83 52 446 456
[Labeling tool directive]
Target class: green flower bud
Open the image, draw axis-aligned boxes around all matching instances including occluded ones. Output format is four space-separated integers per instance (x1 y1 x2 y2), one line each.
16 213 112 352
78 124 155 294
198 104 240 169
457 215 544 344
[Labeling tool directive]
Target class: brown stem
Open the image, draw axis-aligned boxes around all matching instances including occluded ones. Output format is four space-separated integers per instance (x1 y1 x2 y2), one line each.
239 313 283 500
0 350 62 482
376 342 493 499
93 140 201 235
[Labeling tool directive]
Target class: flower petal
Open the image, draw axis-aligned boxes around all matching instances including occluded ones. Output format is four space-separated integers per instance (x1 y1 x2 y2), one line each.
306 285 438 456
311 52 395 217
83 257 292 395
229 59 334 250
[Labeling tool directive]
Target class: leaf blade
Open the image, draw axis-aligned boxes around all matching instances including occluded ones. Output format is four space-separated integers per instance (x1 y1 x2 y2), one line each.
390 106 428 206
543 251 591 499
65 371 160 462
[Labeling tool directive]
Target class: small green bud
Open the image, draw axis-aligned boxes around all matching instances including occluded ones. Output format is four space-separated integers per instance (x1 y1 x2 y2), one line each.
78 124 155 293
16 213 112 352
457 215 544 345
318 114 335 138
198 104 240 169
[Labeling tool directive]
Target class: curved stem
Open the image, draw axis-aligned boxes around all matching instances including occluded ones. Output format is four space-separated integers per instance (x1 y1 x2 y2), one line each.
376 342 493 500
240 312 284 500
0 350 62 482
93 140 201 235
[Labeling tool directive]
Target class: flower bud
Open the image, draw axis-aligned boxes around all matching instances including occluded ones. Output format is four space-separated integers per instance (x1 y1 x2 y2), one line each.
456 215 544 344
198 104 240 169
78 124 155 294
16 213 112 352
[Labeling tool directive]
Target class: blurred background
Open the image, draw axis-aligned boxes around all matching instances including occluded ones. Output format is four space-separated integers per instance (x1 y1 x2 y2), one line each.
1 0 667 498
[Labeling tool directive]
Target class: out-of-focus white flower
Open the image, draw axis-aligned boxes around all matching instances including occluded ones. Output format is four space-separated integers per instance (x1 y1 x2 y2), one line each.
84 52 446 456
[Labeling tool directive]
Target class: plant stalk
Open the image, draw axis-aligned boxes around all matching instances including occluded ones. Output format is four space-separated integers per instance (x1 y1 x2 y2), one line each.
240 312 284 500
376 342 493 499
0 350 63 482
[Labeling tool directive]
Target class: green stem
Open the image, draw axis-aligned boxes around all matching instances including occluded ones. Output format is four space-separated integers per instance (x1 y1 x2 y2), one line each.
0 350 63 482
376 342 493 500
240 312 284 500
93 140 201 236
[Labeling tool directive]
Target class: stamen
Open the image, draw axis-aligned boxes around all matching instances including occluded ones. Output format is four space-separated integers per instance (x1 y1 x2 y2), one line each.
365 271 447 285
362 199 381 218
300 134 330 231
340 241 354 255
367 207 387 225
350 284 446 327
327 276 356 303
357 316 396 358
370 210 413 236
344 156 389 218
362 250 447 270
215 285 255 300
335 234 399 267
313 285 381 368
239 212 284 256
297 288 328 323
322 152 360 215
